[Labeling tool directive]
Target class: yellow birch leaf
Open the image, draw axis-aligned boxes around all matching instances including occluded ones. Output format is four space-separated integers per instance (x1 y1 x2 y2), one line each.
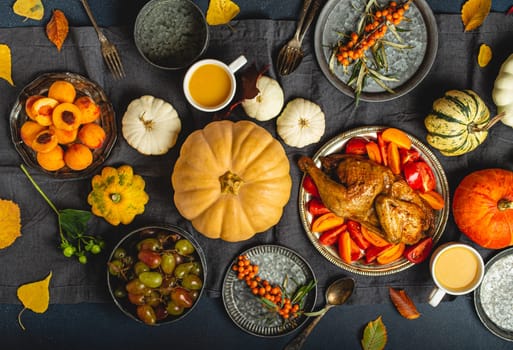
461 0 491 32
0 199 21 248
17 271 52 330
0 44 14 86
477 43 492 67
13 0 44 21
206 0 240 26
46 9 69 51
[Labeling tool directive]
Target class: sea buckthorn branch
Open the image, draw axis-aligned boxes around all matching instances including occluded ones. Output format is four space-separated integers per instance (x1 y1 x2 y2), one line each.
232 255 315 322
331 0 412 102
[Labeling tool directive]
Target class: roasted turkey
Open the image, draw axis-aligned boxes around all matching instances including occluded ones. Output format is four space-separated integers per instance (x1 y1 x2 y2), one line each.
298 154 434 245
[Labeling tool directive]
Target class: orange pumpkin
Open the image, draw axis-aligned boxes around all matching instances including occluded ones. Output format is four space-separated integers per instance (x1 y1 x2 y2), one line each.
453 169 513 249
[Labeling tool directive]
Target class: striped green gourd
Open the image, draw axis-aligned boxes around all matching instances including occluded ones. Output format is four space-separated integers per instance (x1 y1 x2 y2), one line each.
424 90 501 156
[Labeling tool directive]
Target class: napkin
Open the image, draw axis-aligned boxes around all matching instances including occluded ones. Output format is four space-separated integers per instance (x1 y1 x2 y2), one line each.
0 14 512 305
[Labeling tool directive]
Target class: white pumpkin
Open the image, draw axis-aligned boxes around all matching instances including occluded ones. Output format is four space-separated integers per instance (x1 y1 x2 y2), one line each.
122 95 181 155
242 75 284 121
276 98 325 148
492 53 513 127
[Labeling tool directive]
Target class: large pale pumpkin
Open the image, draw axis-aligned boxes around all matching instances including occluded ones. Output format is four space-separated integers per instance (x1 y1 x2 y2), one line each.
453 168 513 249
171 120 292 242
492 53 513 127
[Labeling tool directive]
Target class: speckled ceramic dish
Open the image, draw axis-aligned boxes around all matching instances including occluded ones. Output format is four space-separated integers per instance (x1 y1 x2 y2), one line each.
134 0 209 70
299 126 449 276
222 245 317 337
9 72 116 179
474 247 513 342
314 0 437 101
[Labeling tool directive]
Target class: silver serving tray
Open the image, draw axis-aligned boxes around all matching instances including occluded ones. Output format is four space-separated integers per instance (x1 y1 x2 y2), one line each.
299 126 450 276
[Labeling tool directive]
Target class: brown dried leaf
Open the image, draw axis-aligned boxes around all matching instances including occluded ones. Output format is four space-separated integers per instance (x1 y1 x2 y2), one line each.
461 0 491 32
46 9 69 51
477 43 492 67
0 199 21 248
389 287 421 320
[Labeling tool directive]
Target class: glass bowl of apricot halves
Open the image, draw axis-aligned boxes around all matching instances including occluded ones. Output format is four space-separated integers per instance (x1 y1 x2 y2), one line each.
10 72 117 179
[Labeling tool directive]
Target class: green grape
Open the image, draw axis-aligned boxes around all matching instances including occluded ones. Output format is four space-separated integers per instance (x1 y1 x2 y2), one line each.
166 300 184 316
182 274 203 290
134 261 150 276
113 247 127 259
174 262 194 279
160 253 176 275
136 238 162 252
139 271 163 288
175 239 195 255
108 260 124 276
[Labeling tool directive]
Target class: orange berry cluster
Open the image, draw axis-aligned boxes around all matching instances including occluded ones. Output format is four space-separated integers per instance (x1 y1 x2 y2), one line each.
232 255 301 320
336 1 410 66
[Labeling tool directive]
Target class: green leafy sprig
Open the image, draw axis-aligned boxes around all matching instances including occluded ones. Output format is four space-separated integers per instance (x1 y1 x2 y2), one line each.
20 164 105 264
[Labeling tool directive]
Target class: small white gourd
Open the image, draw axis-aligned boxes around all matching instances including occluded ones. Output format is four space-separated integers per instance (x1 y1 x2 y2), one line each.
492 53 513 127
276 98 325 148
122 95 181 155
242 75 284 121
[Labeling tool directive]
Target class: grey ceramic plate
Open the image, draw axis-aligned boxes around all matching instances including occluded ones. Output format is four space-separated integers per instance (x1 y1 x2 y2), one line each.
222 245 317 337
474 247 513 342
299 126 449 276
9 72 116 179
314 0 437 102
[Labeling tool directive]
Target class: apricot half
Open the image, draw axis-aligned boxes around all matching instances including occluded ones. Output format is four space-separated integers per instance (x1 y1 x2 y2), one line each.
32 129 58 153
31 97 60 126
74 96 101 123
78 123 106 149
48 80 76 103
64 143 93 170
20 121 47 146
52 103 82 131
37 145 65 171
25 95 44 120
50 125 78 144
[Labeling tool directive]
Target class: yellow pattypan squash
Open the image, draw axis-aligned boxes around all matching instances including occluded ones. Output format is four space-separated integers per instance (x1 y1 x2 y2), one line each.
87 165 149 226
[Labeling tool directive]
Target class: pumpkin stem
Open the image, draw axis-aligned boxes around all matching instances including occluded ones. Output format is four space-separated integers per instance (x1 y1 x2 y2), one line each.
498 199 513 211
139 112 154 131
219 171 243 195
110 193 122 203
471 112 506 132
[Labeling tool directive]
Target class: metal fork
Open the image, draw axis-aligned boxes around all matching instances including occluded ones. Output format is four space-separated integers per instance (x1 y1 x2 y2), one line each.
276 0 322 76
80 0 125 79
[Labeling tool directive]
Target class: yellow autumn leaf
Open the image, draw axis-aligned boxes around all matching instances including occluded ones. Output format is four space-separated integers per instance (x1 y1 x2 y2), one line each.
206 0 240 26
46 9 69 51
461 0 491 31
0 199 21 248
13 0 44 21
17 271 52 330
0 44 14 86
478 43 492 67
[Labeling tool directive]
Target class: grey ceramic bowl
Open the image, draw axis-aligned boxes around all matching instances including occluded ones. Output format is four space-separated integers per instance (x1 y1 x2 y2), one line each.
134 0 209 70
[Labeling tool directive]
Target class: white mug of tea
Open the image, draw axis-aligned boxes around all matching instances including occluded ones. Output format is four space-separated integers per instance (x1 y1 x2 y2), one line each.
428 242 484 307
183 55 247 112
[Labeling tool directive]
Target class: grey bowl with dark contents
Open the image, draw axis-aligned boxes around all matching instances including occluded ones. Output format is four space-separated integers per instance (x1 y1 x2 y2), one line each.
134 0 209 70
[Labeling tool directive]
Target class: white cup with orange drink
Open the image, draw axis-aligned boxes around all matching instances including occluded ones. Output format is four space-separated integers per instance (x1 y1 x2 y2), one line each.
183 55 247 112
428 242 485 307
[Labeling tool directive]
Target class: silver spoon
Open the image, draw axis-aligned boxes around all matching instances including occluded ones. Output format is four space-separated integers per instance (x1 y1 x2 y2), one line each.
284 277 355 350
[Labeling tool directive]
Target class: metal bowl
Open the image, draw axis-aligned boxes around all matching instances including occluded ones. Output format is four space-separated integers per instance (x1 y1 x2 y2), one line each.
9 72 117 180
107 225 207 326
299 126 450 276
134 0 209 70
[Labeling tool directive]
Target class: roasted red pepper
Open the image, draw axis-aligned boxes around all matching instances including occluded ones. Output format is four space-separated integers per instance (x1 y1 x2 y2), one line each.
307 198 330 216
318 224 347 246
403 161 436 192
364 244 392 264
403 237 433 264
346 220 370 250
399 148 420 165
345 137 369 155
302 175 320 197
